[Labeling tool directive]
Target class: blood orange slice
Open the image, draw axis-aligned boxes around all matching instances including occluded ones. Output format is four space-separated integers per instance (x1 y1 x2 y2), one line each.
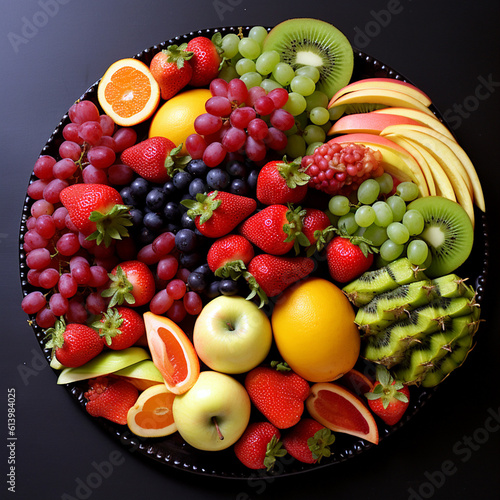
143 312 200 395
127 384 177 438
337 369 374 397
306 382 379 445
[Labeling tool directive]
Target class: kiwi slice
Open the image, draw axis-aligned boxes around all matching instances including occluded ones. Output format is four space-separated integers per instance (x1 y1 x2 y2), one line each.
263 18 354 98
343 103 387 114
407 196 473 278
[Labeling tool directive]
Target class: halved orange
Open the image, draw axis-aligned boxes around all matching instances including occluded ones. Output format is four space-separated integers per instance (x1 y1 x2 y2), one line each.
306 382 379 445
127 384 177 437
143 312 200 395
97 58 160 126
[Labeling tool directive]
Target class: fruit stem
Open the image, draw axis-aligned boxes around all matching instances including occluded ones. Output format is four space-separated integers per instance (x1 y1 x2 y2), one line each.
212 417 224 441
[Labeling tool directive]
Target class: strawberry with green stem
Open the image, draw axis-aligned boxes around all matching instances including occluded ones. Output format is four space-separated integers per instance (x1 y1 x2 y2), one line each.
186 34 224 87
206 234 254 279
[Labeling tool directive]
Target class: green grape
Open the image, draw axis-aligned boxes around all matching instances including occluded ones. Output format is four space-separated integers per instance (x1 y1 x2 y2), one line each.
255 50 280 75
375 172 394 194
218 64 238 83
260 78 283 93
240 71 262 89
380 239 405 262
303 124 326 145
338 212 358 235
305 90 329 112
238 37 261 59
272 62 295 86
372 201 393 227
402 209 425 236
290 75 316 96
285 134 307 158
354 226 367 238
407 239 429 265
321 120 333 133
295 65 320 83
329 105 345 121
387 222 410 245
221 33 240 59
386 195 407 222
283 92 307 116
248 26 268 45
294 112 309 130
284 123 298 137
364 224 389 247
235 58 256 75
357 179 381 205
396 181 420 202
305 141 324 155
309 107 330 126
354 205 376 227
328 195 351 216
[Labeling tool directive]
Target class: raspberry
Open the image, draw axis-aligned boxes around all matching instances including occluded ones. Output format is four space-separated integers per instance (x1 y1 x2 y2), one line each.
302 142 384 196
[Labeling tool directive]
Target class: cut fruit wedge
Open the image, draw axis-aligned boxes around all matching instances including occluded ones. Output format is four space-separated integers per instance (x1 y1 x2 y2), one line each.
127 384 177 438
337 369 374 397
114 360 164 391
143 312 200 395
57 347 150 385
97 58 160 127
307 382 379 444
327 112 422 136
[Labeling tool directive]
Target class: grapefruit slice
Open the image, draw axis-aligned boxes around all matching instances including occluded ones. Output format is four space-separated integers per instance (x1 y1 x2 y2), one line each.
306 382 379 445
143 312 200 395
127 384 177 438
337 369 374 397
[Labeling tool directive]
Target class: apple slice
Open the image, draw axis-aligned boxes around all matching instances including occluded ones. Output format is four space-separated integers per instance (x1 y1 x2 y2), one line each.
328 112 422 136
328 89 435 116
114 360 164 391
373 107 456 141
330 77 432 107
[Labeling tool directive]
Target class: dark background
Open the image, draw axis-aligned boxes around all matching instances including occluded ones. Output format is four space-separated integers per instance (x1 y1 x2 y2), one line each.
2 1 499 499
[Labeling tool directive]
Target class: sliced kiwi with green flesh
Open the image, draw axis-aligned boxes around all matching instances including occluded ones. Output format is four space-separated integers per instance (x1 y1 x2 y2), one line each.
263 18 354 99
343 103 387 114
407 196 474 278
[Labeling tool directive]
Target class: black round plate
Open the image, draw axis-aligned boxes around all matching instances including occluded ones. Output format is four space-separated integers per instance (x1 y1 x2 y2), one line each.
18 26 489 479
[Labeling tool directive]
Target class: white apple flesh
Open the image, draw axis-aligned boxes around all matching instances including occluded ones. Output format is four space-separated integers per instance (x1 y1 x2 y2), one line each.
172 371 251 451
193 295 272 374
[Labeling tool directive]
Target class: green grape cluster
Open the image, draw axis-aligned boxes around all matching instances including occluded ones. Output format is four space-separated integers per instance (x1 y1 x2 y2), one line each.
328 174 431 266
218 26 332 159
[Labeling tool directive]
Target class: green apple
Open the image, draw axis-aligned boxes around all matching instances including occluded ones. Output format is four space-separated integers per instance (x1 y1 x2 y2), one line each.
193 295 272 374
172 370 251 451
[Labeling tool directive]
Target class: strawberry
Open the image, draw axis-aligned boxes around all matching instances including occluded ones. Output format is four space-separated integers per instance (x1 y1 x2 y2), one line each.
245 363 310 429
238 204 307 256
256 157 309 205
300 207 334 255
45 317 104 368
150 44 193 101
59 183 132 247
325 235 375 283
234 422 286 471
181 190 256 238
120 137 189 184
283 418 335 464
206 234 254 278
84 376 139 425
365 366 410 426
92 306 146 350
245 254 314 305
186 34 223 87
102 260 156 308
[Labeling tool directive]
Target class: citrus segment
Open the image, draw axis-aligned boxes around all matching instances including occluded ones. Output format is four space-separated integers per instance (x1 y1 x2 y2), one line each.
338 369 374 396
143 312 200 394
271 278 360 382
97 58 160 126
127 384 177 437
149 88 212 155
307 382 379 444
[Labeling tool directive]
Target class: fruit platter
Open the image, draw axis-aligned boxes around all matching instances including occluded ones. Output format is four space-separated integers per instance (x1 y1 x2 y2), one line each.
19 19 488 478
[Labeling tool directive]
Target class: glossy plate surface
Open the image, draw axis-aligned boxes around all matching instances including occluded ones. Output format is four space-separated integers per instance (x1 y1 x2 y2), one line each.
18 26 489 478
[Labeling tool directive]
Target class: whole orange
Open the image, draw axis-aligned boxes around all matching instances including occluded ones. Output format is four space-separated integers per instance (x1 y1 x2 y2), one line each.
271 277 360 382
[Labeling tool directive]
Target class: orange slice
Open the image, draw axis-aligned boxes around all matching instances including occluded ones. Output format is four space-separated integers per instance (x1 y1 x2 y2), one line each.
337 369 374 397
97 58 160 126
127 384 177 437
306 382 379 444
143 312 200 395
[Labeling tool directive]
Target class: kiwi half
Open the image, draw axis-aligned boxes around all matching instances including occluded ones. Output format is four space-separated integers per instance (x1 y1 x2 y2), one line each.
263 18 354 99
407 196 473 278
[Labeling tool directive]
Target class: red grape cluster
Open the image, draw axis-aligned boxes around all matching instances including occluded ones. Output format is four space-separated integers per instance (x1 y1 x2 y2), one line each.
185 78 295 167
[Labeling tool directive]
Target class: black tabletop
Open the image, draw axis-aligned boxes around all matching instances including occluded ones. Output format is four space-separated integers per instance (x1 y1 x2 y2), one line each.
2 1 499 499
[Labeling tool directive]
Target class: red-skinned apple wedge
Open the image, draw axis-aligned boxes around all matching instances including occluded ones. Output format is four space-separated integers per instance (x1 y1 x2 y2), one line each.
328 112 422 135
